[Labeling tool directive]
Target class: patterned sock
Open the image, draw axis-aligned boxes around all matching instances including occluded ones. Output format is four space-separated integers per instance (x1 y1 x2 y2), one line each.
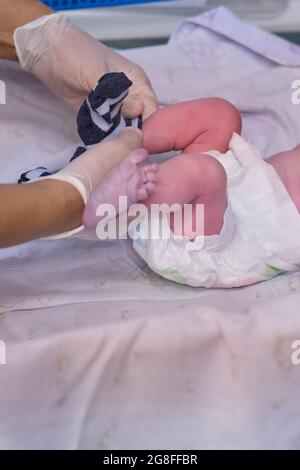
18 72 143 184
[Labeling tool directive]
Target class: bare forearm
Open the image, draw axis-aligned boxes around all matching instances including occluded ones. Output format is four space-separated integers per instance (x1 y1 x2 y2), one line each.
0 0 53 61
0 180 84 248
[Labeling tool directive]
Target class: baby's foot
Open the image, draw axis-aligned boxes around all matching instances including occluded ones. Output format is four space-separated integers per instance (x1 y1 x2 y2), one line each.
82 148 159 229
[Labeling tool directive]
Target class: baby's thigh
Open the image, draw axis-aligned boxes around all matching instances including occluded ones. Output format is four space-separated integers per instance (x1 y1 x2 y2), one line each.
269 145 300 160
143 98 241 154
267 145 300 178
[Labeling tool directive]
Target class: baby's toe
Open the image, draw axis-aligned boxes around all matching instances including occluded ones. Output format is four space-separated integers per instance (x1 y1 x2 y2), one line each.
129 148 149 165
142 164 159 183
144 171 158 184
144 182 156 193
144 163 159 173
137 187 149 201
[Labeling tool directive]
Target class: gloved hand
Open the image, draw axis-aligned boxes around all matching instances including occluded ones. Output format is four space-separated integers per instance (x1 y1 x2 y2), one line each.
38 127 144 238
13 13 158 119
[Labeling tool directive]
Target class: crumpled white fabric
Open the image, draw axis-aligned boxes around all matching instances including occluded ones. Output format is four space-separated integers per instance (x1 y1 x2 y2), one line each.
1 6 300 449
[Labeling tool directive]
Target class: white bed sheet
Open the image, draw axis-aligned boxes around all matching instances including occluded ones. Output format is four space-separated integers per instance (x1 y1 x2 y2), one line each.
1 7 300 449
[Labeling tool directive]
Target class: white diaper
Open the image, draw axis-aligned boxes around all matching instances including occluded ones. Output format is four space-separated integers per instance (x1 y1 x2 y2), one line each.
131 133 300 288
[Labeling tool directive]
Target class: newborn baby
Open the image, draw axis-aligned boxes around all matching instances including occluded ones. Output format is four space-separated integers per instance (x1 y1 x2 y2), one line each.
83 98 300 288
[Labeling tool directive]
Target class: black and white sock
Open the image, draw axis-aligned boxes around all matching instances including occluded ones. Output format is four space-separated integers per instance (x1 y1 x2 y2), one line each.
18 72 143 183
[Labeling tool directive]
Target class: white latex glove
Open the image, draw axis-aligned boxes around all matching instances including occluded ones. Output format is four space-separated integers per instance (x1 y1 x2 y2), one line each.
14 13 158 119
36 127 143 238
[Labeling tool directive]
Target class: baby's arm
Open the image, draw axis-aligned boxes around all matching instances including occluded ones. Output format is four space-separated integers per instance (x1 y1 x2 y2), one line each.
142 98 242 155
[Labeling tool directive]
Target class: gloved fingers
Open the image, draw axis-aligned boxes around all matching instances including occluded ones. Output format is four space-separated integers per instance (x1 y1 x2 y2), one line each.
116 128 143 155
89 127 143 174
140 91 159 120
133 68 158 119
121 95 144 119
89 127 143 158
120 63 158 120
64 127 143 179
122 90 158 120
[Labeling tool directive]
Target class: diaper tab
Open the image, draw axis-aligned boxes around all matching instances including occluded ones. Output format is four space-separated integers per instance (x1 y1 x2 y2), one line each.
229 132 262 166
204 148 243 181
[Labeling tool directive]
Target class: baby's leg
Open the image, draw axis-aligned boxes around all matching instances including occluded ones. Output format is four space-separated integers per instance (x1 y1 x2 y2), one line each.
142 98 242 155
144 153 227 237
